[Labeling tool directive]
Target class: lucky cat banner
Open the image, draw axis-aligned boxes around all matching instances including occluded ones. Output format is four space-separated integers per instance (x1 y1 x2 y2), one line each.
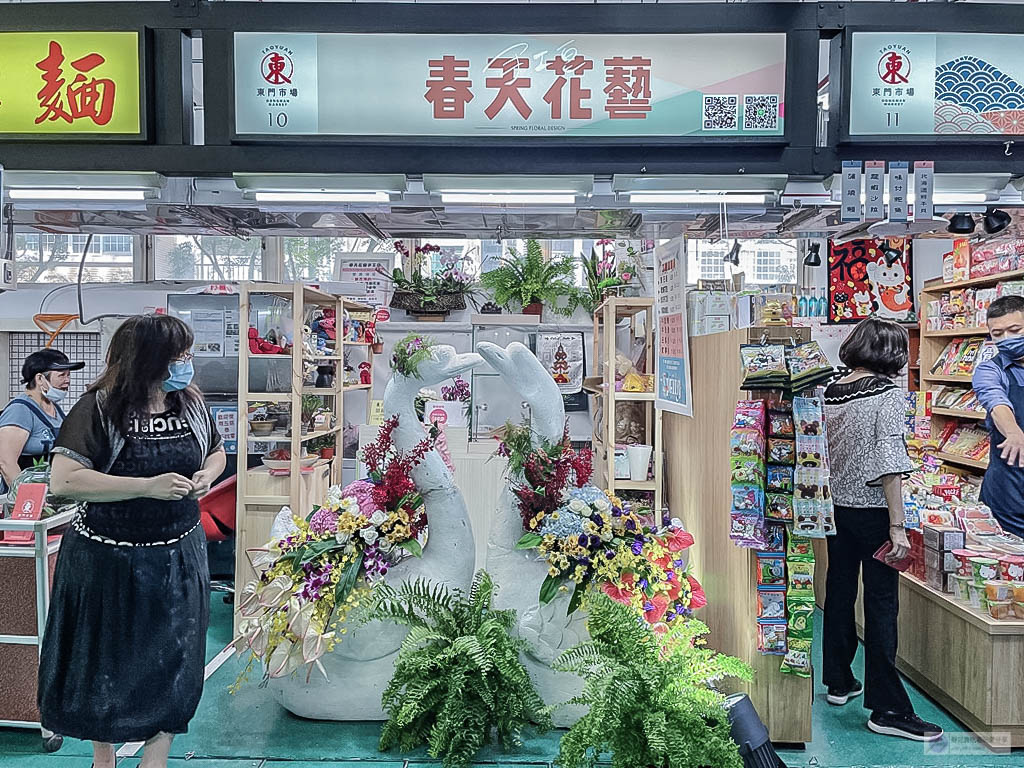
827 238 914 323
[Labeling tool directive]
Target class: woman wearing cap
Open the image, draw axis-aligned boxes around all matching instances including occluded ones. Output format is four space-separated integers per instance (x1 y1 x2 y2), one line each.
38 314 226 768
0 349 85 491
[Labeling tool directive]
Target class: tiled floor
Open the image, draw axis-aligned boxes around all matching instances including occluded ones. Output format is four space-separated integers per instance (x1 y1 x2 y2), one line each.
1 600 1019 768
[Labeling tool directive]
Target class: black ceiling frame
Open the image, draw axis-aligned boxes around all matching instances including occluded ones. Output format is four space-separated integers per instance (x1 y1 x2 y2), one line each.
0 2 1020 178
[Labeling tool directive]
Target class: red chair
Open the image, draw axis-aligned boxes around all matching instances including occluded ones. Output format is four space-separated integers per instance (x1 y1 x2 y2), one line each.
199 475 236 542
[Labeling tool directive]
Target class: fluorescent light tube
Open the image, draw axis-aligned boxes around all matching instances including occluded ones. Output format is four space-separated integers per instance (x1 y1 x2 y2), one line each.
254 191 389 203
9 188 148 201
851 192 990 205
440 193 576 204
628 193 767 204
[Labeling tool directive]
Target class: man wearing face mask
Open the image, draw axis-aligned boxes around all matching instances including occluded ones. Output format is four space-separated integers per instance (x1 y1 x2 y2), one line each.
0 349 85 491
973 295 1024 538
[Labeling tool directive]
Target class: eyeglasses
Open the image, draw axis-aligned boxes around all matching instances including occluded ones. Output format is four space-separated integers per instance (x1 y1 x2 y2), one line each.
174 351 195 364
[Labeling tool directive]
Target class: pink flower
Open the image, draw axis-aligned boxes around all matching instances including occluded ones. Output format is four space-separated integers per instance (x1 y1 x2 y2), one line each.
308 507 339 535
621 272 632 281
643 594 669 624
341 479 378 519
602 572 635 605
666 529 695 553
687 575 707 610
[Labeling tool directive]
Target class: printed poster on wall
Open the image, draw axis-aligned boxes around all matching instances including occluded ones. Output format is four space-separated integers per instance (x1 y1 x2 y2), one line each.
655 238 693 418
827 238 914 323
234 32 785 137
338 254 394 308
210 405 238 454
537 333 585 395
850 32 1024 135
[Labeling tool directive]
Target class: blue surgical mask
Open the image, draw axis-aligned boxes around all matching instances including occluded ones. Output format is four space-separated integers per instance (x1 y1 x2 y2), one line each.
162 360 195 392
43 384 67 404
996 335 1024 361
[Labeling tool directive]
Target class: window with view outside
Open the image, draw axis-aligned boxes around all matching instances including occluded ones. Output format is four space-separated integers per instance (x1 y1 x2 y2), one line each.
284 237 388 282
154 235 263 281
14 233 137 284
687 239 797 286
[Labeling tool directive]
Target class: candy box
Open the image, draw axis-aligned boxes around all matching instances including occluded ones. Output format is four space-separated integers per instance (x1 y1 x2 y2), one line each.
925 547 959 574
757 620 788 655
765 493 794 523
767 438 796 465
932 484 961 502
731 428 766 458
923 524 966 552
757 554 787 587
766 465 794 494
787 560 815 596
988 599 1012 620
926 568 955 593
999 555 1024 582
786 598 814 641
757 589 787 620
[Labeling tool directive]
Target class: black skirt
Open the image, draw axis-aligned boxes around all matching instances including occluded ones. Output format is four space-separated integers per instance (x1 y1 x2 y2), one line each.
37 524 210 743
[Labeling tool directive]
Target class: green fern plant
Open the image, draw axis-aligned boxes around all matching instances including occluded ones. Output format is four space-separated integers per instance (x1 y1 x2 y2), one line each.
480 239 578 315
552 594 753 768
373 571 551 768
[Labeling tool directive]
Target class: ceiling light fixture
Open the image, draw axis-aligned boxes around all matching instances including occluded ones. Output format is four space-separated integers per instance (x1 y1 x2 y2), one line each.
440 192 577 204
253 191 390 203
8 188 149 201
628 193 767 205
723 240 742 267
982 208 1012 236
803 242 822 267
947 212 977 235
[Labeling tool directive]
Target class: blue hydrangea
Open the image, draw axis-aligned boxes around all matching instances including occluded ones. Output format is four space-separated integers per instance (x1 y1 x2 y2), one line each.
539 510 586 538
566 484 611 508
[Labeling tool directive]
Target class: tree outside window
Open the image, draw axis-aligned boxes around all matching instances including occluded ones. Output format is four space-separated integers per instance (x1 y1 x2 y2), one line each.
154 235 262 281
14 232 135 283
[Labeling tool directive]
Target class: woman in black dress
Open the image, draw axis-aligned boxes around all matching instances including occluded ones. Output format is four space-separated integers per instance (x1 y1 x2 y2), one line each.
40 314 226 768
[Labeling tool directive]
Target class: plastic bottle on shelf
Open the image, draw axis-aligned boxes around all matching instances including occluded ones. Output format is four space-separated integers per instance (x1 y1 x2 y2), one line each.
798 293 808 318
817 289 828 317
808 288 819 317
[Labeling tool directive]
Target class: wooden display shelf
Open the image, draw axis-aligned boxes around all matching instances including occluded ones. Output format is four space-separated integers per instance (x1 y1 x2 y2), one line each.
903 573 1024 633
582 377 656 401
594 296 655 319
615 479 657 490
922 374 973 385
934 451 989 471
343 383 373 391
922 269 1024 294
932 407 987 421
921 327 989 338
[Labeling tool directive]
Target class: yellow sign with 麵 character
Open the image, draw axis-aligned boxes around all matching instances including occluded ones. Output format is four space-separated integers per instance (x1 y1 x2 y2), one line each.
0 32 140 134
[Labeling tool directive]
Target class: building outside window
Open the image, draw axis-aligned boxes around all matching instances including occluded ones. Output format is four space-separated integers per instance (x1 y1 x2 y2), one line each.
687 239 797 286
14 232 137 283
153 235 263 282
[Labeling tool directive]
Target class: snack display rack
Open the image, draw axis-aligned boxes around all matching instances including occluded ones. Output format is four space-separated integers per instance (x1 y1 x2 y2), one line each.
0 509 76 750
585 297 663 522
234 283 373 629
663 327 813 745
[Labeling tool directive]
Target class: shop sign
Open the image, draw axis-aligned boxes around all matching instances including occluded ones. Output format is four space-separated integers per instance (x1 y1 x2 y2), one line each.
234 32 786 137
888 161 909 222
914 161 934 221
655 238 693 418
864 161 885 222
0 32 141 135
840 161 863 223
850 32 1024 136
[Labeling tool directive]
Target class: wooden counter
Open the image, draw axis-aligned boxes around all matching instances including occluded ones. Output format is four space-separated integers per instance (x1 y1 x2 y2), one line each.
664 329 812 745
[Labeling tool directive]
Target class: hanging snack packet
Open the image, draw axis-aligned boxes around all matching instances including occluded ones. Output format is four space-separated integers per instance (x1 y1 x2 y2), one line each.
793 396 825 437
731 428 766 458
764 523 786 552
787 598 815 641
780 638 812 677
767 438 796 465
766 493 794 523
787 560 815 598
731 456 766 486
740 345 788 390
756 554 787 587
766 465 794 494
757 589 787 620
793 500 825 538
786 533 815 562
768 411 795 437
757 619 789 655
730 512 768 549
732 486 765 513
733 399 767 430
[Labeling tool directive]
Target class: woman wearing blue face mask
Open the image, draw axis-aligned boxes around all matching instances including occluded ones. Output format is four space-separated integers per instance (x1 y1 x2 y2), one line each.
0 348 84 492
39 314 226 768
973 294 1024 539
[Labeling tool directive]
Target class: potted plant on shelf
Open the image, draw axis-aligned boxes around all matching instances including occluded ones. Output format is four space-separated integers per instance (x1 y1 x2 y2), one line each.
479 239 577 316
308 434 336 460
385 241 479 318
578 239 642 310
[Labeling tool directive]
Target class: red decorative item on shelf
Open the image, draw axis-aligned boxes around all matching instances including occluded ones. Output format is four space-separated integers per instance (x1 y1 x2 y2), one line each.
358 362 372 385
827 238 914 323
248 327 285 355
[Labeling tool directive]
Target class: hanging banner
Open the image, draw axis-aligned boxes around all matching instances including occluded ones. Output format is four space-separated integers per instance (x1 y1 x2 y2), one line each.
888 161 909 222
864 161 885 221
914 161 934 222
655 238 693 418
537 332 585 395
234 32 786 138
850 32 1024 136
828 239 914 323
0 32 141 135
840 161 863 223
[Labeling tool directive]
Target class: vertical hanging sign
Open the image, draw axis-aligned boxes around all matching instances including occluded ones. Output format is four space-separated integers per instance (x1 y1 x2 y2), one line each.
841 161 863 223
914 161 934 222
864 161 886 221
888 161 910 222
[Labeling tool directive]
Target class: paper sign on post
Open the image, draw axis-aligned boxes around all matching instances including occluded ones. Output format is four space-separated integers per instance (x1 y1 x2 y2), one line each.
888 161 910 222
2 483 47 544
914 161 934 222
841 161 863 223
865 161 885 221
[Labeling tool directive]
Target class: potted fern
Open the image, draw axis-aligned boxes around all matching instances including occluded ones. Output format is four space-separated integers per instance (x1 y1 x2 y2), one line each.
480 239 578 316
373 571 550 768
552 594 753 768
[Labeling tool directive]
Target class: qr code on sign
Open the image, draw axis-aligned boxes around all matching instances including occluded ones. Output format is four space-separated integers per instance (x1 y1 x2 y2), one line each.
703 95 738 130
744 94 780 131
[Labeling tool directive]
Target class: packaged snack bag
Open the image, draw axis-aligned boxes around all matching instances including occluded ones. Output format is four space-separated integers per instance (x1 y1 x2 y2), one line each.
766 493 794 523
780 638 812 677
756 554 787 587
786 533 815 562
732 486 764 512
787 560 815 597
767 438 796 465
730 456 766 486
733 399 767 430
768 411 795 438
763 524 786 552
766 465 795 494
731 428 766 458
757 620 788 655
786 598 815 641
757 589 786 620
730 512 768 549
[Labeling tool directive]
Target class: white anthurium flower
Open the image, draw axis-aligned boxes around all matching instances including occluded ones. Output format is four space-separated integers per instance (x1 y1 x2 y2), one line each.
302 630 332 664
237 581 261 616
267 639 295 678
670 517 684 529
369 509 387 526
288 601 316 638
246 547 276 574
335 530 351 544
360 528 379 545
257 575 293 608
249 624 269 657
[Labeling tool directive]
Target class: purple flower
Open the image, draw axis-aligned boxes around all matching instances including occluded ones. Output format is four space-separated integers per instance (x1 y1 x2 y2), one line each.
631 540 643 555
638 578 648 590
605 550 616 559
673 558 684 567
625 518 636 532
643 601 655 612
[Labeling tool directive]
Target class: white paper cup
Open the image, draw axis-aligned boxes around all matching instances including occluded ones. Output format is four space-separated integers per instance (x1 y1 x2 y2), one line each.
627 444 653 482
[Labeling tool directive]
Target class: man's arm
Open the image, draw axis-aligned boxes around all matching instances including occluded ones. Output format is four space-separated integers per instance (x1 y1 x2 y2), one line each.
973 361 1024 467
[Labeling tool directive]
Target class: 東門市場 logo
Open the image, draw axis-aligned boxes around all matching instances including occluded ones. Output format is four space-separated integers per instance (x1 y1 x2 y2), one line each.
260 48 294 85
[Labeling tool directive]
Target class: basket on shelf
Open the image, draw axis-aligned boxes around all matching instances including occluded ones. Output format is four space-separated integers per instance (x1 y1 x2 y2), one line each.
389 290 467 316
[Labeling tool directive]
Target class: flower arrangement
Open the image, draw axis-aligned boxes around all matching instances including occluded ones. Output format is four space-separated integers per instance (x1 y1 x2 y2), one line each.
577 239 642 311
552 594 752 768
231 416 433 689
391 333 435 379
441 375 471 403
499 424 705 625
386 241 478 314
